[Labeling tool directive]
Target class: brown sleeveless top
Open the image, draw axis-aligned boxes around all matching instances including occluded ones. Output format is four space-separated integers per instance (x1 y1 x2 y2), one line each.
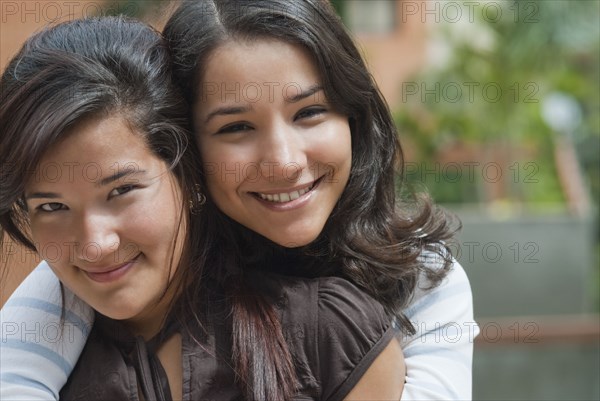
60 275 396 401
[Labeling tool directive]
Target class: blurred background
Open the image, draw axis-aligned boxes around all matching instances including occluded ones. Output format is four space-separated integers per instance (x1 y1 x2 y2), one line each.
1 1 599 399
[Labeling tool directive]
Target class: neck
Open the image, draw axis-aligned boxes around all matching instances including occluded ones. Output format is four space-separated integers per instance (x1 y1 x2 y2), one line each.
125 283 179 340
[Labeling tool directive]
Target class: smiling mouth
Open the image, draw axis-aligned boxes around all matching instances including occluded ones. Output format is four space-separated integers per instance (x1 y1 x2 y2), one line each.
84 253 141 283
251 176 324 203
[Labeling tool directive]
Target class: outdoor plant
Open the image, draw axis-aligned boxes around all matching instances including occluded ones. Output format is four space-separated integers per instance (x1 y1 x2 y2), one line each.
393 0 598 208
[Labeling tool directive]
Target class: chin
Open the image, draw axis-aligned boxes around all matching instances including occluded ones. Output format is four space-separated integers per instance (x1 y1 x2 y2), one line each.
95 303 139 321
277 240 309 248
98 309 129 321
267 232 320 248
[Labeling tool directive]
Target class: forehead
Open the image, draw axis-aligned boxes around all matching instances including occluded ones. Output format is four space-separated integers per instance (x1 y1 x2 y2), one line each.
42 116 141 158
201 38 321 92
32 116 158 182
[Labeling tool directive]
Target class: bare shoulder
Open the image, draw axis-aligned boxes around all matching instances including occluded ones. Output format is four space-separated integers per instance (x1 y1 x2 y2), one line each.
344 337 405 401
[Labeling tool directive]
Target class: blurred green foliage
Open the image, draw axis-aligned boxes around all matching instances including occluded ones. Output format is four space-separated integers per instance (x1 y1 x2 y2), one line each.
330 0 345 17
392 0 599 206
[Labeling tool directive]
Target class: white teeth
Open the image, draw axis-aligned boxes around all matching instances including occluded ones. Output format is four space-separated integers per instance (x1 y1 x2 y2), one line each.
257 184 312 203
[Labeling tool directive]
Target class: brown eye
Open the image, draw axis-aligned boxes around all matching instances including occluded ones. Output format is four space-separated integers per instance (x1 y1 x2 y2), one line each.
295 107 326 121
39 202 66 212
217 122 253 134
109 185 137 198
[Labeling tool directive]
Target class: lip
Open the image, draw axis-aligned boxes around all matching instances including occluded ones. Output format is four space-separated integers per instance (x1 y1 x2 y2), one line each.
249 175 325 211
83 254 140 283
252 179 317 196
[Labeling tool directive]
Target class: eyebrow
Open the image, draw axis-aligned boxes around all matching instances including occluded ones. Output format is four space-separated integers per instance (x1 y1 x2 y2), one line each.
25 192 61 200
96 169 146 187
204 106 252 125
285 84 323 103
25 169 146 200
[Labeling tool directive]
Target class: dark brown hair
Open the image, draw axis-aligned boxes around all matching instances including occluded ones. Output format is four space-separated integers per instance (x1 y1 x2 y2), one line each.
164 0 458 400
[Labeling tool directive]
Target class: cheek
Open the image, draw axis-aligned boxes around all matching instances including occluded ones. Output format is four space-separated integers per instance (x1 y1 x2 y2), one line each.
312 123 352 171
29 221 48 244
324 126 352 190
29 223 72 265
335 124 352 169
201 145 248 195
126 193 182 251
333 130 352 167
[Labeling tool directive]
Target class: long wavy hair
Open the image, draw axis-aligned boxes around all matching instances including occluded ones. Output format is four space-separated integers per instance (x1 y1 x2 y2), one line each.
164 0 458 400
0 17 207 338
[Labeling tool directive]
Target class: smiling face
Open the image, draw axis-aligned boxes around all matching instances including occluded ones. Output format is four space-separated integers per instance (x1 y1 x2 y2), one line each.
24 116 186 338
195 39 352 247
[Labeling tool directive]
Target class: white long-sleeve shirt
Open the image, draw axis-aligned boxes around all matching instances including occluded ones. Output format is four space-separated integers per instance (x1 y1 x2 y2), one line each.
400 259 479 399
1 259 478 400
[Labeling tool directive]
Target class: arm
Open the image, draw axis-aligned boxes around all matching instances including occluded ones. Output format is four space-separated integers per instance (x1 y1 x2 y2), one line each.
344 337 405 401
1 261 94 400
400 259 479 400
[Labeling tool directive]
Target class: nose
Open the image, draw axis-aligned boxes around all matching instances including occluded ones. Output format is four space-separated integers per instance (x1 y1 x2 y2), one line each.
259 121 307 182
74 210 120 264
